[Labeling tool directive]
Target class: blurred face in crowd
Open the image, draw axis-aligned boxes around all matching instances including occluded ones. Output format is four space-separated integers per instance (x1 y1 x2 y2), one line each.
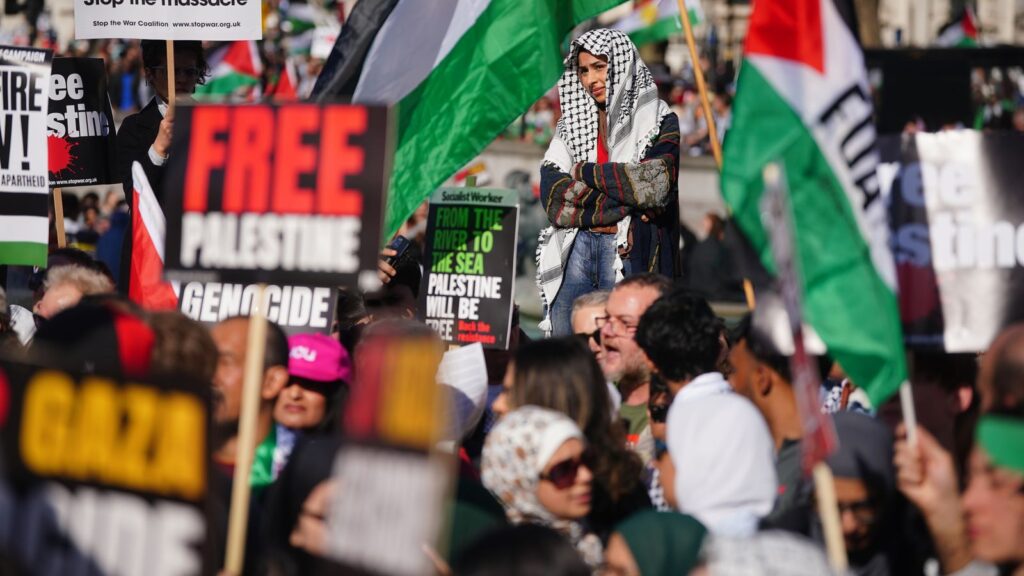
833 477 880 555
961 447 1024 564
536 438 592 520
647 389 671 441
572 303 607 370
148 49 200 101
491 361 515 419
274 380 328 430
727 339 758 400
210 318 248 423
601 285 662 384
577 50 609 105
290 479 336 556
602 532 641 576
33 283 83 320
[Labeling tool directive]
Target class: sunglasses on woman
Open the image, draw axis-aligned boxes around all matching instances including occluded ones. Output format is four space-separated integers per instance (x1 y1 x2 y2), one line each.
539 456 585 490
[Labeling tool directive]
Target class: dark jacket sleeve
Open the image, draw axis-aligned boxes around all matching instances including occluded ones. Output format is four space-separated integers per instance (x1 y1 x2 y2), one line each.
115 111 165 204
540 162 628 229
574 113 680 211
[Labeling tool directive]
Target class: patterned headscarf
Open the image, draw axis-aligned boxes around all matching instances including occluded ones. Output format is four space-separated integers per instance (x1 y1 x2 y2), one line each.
544 28 670 170
481 406 602 565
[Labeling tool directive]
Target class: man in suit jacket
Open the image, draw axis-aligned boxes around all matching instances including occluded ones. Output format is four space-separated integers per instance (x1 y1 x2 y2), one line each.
116 40 208 292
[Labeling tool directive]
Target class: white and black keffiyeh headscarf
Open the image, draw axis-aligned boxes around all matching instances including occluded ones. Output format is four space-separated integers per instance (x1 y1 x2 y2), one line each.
545 28 670 170
537 29 671 334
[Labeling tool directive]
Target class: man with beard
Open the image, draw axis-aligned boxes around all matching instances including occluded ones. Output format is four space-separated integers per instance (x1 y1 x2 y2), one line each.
599 273 672 462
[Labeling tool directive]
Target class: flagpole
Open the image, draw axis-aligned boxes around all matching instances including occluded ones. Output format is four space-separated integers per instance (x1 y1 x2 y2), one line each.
676 0 754 309
676 0 722 169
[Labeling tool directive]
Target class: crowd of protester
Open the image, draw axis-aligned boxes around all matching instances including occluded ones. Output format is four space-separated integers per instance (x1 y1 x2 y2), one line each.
0 232 1018 575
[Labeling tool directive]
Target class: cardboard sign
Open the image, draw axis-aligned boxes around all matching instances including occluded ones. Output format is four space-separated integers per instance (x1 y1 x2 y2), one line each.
47 57 117 187
162 103 390 289
74 0 262 41
328 332 451 575
882 130 1024 351
0 361 212 575
419 188 519 349
0 46 52 267
176 281 337 335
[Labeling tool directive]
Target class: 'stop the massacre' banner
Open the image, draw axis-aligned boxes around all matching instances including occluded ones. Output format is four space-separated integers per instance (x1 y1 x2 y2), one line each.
418 188 519 350
163 103 389 289
47 57 117 188
0 361 212 575
882 130 1024 352
75 0 262 41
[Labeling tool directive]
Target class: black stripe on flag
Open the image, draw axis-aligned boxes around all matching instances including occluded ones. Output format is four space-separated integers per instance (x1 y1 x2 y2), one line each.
311 0 402 100
0 192 48 218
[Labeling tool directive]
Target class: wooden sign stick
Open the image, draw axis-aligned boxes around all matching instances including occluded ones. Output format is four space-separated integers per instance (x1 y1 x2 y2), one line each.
813 462 850 572
53 188 66 248
223 283 269 575
165 40 176 108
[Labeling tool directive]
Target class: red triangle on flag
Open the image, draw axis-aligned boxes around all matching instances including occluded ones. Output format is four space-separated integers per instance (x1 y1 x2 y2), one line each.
744 0 825 74
223 41 261 77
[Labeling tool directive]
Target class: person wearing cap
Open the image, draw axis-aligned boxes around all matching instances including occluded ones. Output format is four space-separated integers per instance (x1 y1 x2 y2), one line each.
272 333 352 477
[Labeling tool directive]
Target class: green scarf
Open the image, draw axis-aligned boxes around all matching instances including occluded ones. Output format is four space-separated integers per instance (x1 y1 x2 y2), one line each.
251 425 277 489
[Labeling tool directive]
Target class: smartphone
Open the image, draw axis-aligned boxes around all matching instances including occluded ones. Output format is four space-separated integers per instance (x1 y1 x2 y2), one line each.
384 236 412 267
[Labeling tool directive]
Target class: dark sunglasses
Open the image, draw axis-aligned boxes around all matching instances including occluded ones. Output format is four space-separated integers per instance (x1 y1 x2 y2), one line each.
575 329 602 345
149 65 201 79
539 456 584 490
649 403 670 423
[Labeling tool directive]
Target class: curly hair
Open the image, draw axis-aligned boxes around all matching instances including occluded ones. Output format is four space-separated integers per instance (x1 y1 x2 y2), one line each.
635 288 722 382
510 337 645 501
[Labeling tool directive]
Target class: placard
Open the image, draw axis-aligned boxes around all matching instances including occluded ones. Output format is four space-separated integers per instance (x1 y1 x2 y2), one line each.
47 57 117 187
882 130 1024 351
0 46 52 267
74 0 262 41
327 332 451 576
176 281 337 335
418 188 519 349
0 361 212 575
162 103 390 289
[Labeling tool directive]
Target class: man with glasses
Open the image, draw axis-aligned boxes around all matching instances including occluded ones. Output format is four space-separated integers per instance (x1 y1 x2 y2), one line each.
598 274 672 460
115 40 208 290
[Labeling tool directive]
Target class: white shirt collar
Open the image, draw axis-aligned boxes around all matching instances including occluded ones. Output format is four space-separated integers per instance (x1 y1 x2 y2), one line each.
157 98 168 118
674 372 731 403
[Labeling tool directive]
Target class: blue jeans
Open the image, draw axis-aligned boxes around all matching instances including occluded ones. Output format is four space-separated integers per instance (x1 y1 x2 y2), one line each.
550 231 619 336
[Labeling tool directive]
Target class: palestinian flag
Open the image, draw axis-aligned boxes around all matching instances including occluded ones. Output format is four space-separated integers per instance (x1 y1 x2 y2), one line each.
721 0 907 406
312 0 627 237
128 162 177 311
936 7 979 47
614 0 702 46
267 59 299 101
194 41 263 101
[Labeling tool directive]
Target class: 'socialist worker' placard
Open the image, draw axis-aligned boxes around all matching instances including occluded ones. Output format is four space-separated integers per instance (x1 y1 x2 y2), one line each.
162 103 390 290
0 361 212 575
419 188 519 349
75 0 261 40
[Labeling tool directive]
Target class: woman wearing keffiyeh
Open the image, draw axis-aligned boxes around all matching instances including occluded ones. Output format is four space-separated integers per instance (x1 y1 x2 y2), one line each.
537 29 681 337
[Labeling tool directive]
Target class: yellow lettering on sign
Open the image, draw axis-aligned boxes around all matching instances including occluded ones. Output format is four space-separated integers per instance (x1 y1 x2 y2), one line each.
16 370 207 500
64 377 118 480
152 392 206 500
20 371 75 476
111 384 158 492
379 340 443 449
